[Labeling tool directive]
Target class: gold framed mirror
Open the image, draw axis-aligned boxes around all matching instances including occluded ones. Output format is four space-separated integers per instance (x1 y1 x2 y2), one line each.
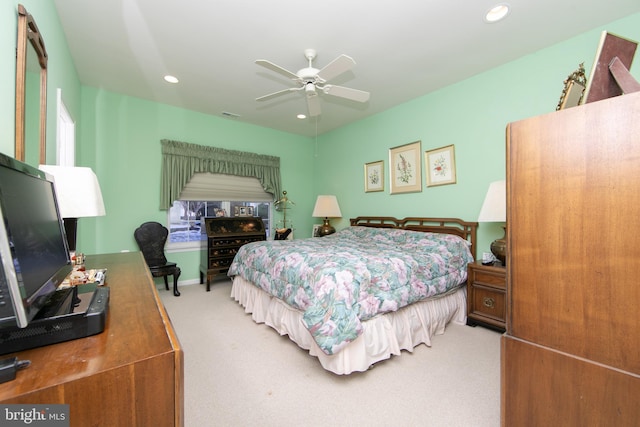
15 4 48 164
556 63 587 111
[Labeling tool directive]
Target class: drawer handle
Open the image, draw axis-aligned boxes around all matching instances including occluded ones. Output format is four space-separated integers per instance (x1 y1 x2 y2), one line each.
483 297 495 308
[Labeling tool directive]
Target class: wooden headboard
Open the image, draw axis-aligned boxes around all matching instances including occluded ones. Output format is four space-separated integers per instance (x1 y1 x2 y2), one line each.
350 216 478 259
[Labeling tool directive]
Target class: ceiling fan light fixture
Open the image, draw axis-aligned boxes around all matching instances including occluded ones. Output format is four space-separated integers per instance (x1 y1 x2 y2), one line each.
484 3 510 23
305 82 316 94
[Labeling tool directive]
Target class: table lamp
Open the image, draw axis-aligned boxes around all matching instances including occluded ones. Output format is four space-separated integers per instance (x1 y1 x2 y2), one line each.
39 165 106 256
477 180 506 264
312 195 342 236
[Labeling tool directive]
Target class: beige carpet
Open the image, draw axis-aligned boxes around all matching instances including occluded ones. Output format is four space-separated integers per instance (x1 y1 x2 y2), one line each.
160 280 501 427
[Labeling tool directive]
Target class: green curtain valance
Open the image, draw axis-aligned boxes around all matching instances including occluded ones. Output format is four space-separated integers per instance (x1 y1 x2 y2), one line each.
159 139 281 210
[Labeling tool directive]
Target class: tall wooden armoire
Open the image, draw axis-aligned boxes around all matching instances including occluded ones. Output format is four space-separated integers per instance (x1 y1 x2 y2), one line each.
502 91 640 425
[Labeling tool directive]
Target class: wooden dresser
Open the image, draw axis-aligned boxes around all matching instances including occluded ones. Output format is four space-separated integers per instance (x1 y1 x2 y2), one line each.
0 252 184 427
502 92 640 425
199 217 266 291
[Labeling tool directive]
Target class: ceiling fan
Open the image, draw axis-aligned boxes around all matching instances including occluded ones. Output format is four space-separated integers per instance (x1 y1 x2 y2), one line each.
255 49 370 117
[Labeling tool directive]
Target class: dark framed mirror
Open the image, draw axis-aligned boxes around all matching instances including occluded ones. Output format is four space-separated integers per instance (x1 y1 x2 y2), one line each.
15 4 48 165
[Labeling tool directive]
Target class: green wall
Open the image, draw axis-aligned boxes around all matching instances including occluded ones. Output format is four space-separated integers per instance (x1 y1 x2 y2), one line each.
316 13 640 257
1 1 639 283
78 88 314 279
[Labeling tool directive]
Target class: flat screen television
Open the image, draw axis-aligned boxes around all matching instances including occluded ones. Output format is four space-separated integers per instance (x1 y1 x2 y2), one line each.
0 152 72 329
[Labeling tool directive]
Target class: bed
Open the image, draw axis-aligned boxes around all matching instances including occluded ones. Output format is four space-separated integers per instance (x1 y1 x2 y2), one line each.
228 216 477 375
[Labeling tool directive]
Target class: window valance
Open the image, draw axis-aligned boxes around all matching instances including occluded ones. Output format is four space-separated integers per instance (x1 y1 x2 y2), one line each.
160 139 281 210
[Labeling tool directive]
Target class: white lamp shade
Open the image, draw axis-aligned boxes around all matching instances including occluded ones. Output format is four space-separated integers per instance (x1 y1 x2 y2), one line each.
477 180 506 222
39 165 106 218
312 195 342 218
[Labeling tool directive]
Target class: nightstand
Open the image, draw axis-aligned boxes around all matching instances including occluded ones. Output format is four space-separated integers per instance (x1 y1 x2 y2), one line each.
466 261 506 332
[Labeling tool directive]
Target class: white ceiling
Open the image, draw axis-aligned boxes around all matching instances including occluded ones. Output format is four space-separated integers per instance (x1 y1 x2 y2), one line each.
53 0 640 137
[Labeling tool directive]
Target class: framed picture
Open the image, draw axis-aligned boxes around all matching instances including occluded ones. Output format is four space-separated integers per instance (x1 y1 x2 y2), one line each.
234 206 254 216
582 31 638 105
214 208 227 217
364 160 384 192
425 144 457 187
312 224 322 237
389 141 422 194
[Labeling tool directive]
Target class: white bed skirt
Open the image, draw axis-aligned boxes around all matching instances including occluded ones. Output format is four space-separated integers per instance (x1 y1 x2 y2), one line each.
230 276 467 375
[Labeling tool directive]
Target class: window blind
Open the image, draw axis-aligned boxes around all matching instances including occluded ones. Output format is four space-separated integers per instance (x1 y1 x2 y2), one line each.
179 173 273 202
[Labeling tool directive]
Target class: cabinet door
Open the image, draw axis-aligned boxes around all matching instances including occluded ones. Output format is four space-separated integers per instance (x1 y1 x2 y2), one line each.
502 335 640 426
507 92 640 374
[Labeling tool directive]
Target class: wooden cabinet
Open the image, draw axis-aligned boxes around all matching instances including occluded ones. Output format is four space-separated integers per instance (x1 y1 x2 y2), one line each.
502 92 640 425
0 252 184 427
200 217 266 291
466 261 506 331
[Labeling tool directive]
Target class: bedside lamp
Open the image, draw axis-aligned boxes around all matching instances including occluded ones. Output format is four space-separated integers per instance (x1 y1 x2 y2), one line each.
39 165 106 256
312 195 342 236
477 180 506 264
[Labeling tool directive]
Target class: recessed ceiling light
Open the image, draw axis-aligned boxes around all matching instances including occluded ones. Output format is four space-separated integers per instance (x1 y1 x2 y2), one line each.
297 114 307 119
164 75 179 84
484 3 510 23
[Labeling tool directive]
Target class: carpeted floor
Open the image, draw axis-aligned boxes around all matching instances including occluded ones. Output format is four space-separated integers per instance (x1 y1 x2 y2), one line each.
160 280 501 427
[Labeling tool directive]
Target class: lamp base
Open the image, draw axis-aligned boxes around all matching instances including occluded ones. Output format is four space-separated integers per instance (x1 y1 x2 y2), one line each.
317 218 335 237
63 217 78 253
490 225 507 265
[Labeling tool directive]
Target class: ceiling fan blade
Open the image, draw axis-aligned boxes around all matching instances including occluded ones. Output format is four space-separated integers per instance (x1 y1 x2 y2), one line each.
322 85 370 103
255 59 300 81
316 54 356 83
307 94 321 117
256 87 300 102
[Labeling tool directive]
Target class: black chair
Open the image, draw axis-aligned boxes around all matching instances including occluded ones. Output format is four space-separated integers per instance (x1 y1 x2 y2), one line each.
134 221 181 296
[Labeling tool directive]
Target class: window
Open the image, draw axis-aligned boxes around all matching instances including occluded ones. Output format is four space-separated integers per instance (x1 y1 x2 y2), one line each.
168 200 271 248
166 173 275 250
56 88 75 166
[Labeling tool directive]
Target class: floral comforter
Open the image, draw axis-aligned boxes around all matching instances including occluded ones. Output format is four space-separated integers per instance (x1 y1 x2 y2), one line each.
227 226 474 355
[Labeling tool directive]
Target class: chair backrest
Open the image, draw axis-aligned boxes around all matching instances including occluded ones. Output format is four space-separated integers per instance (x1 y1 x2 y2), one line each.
134 222 169 267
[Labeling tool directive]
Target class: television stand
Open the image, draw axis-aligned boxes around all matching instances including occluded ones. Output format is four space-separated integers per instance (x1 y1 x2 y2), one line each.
0 286 109 355
0 252 183 426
